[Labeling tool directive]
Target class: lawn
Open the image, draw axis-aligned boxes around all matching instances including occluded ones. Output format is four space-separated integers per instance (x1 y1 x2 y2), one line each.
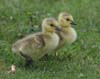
0 0 100 79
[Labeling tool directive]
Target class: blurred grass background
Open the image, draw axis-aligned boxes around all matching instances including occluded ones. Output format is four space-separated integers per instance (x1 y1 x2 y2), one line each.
0 0 100 79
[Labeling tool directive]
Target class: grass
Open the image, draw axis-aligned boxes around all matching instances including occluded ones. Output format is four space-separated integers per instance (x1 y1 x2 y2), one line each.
0 0 100 79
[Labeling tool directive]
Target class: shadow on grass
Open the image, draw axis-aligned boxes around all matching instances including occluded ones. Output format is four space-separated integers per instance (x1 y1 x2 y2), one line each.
16 54 73 73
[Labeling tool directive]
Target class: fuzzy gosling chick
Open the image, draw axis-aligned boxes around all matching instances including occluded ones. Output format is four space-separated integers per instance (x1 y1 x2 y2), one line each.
57 12 77 47
12 18 61 66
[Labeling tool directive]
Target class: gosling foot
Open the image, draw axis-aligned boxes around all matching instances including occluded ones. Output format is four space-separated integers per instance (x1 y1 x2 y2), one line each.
25 59 33 67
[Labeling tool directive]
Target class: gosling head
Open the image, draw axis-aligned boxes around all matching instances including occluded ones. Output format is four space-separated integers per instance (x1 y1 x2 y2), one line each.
42 18 61 33
58 12 76 28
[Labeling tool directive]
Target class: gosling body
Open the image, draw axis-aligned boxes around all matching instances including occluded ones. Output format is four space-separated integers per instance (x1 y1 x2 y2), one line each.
12 18 60 61
57 12 77 47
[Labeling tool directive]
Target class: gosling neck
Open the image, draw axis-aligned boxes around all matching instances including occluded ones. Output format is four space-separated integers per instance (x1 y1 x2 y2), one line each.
61 25 72 31
42 30 55 35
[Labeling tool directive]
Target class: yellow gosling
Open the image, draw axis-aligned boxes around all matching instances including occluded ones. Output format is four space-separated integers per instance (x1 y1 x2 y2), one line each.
57 12 77 48
12 18 61 65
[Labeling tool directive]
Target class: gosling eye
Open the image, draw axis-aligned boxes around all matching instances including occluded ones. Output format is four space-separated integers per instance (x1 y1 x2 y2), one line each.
66 18 70 21
50 24 54 27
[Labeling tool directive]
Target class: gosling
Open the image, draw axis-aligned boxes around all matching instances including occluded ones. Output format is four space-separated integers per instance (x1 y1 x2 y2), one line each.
57 12 77 48
12 18 61 66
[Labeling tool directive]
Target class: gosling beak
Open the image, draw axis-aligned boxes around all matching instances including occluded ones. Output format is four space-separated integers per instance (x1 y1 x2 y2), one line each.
71 21 77 25
55 26 61 31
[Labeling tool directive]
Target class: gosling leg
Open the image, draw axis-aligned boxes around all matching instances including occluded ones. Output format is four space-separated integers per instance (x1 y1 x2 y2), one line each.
19 51 33 67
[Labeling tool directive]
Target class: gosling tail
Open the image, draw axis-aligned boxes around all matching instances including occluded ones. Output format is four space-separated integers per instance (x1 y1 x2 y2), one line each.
12 44 19 53
12 44 17 53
